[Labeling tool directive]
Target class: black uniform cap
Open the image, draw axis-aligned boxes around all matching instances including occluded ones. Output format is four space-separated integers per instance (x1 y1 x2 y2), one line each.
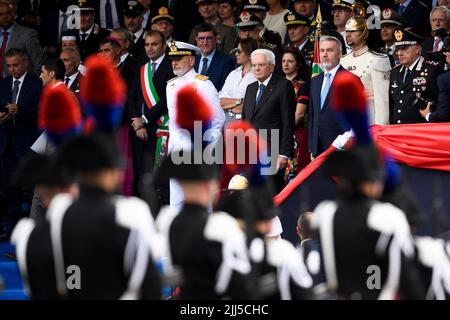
242 0 269 12
284 10 311 26
55 133 123 174
155 149 220 183
123 0 145 18
322 145 384 182
393 28 424 48
12 154 75 188
150 6 175 24
236 11 263 28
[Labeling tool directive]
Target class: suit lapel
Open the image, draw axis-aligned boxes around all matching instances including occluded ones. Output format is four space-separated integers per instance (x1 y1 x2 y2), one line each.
207 51 219 77
16 73 30 106
246 82 258 120
5 24 18 51
253 75 276 115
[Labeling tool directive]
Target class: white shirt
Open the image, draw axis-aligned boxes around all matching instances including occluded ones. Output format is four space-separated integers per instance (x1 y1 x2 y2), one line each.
263 9 289 45
99 0 120 29
256 74 272 98
11 71 27 103
79 24 94 40
142 10 150 30
150 53 166 73
219 66 256 99
321 64 340 94
134 28 144 44
298 38 308 51
166 68 225 153
120 52 130 64
64 71 79 89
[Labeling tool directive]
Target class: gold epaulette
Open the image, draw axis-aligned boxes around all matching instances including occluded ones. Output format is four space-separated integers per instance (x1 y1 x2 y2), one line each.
195 74 209 81
167 76 177 83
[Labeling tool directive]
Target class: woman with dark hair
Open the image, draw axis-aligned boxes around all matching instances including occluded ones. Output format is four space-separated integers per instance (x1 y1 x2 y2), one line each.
218 0 239 28
219 38 261 124
281 48 310 180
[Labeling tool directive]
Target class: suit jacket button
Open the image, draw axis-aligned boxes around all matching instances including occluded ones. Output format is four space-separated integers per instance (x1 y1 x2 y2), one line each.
397 120 401 123
399 100 403 103
398 109 401 113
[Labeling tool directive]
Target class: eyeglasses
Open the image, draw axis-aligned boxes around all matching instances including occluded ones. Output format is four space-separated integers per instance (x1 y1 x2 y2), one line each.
196 36 215 42
235 49 242 54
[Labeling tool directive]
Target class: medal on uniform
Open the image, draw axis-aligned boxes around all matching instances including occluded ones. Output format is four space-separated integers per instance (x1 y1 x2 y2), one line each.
392 81 398 88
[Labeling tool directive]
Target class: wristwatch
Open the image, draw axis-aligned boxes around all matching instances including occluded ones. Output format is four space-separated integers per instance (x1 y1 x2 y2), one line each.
235 98 242 107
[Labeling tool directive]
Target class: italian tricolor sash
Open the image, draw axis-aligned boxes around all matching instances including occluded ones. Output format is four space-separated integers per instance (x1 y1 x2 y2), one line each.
140 62 170 168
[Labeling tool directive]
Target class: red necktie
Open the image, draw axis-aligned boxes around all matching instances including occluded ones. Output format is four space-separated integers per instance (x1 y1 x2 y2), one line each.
0 31 9 79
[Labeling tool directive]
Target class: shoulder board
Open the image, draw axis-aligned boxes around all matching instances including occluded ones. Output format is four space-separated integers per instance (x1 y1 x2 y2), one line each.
204 211 244 243
167 76 177 83
370 50 388 57
264 42 276 49
424 60 440 67
195 74 209 81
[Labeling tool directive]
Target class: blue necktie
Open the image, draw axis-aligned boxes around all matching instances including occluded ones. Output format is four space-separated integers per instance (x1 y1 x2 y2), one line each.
320 73 332 110
11 80 20 104
398 5 406 15
201 57 208 75
105 0 113 29
256 84 266 106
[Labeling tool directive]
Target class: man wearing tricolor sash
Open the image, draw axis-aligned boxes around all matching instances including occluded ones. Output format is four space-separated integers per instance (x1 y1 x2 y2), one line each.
129 30 174 204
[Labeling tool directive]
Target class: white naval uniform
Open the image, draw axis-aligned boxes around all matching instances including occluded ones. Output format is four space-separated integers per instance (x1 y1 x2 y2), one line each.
166 68 225 212
340 46 392 125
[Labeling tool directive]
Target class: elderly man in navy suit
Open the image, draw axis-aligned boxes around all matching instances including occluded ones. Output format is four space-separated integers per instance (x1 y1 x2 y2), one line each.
242 48 296 192
0 48 42 232
309 35 360 158
194 22 235 91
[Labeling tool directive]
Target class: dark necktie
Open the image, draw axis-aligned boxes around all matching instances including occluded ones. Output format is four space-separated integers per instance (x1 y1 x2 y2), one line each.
398 5 406 15
105 0 113 29
201 57 209 75
255 84 266 106
151 62 157 75
403 68 410 84
81 33 88 42
32 0 39 15
0 31 9 79
64 77 71 87
11 80 20 104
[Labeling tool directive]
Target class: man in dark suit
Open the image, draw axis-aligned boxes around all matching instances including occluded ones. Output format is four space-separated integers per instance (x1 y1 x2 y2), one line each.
0 48 42 227
94 0 126 30
420 6 450 59
309 35 354 158
0 2 44 77
194 23 235 91
389 0 431 37
123 0 147 64
72 0 110 60
420 54 450 122
128 30 174 203
242 48 295 192
60 47 83 95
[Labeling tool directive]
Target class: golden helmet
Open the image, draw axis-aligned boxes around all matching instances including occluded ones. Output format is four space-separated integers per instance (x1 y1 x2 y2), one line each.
345 17 368 32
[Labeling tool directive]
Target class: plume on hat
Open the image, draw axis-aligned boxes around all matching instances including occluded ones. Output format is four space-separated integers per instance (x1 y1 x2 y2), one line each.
330 71 371 145
175 84 213 146
224 120 270 186
79 55 126 132
38 84 83 146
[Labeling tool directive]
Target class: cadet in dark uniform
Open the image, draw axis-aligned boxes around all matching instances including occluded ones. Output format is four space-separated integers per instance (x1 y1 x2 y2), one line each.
11 153 77 299
311 72 425 299
284 10 314 66
46 133 162 299
155 87 253 300
389 29 440 125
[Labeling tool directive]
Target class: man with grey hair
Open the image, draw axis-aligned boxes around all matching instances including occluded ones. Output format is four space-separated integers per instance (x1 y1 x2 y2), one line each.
60 47 82 94
421 6 450 57
309 36 361 158
242 48 295 192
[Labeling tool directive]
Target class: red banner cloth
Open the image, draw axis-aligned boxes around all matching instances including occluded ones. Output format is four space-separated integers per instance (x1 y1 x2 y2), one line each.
274 123 450 206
